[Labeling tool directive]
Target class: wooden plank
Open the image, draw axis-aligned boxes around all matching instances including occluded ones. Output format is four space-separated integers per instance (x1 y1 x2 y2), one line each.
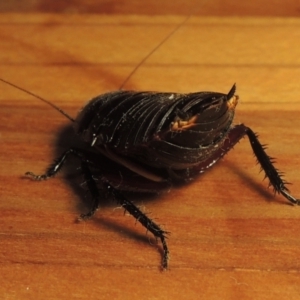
0 14 300 300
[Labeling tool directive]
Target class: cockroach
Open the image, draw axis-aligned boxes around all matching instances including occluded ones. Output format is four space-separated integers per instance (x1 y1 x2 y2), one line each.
1 18 299 269
2 78 299 270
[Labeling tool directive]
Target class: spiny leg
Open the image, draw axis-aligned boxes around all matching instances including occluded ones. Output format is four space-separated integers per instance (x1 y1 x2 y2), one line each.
218 124 299 205
103 181 169 269
244 126 299 205
77 162 169 268
195 124 299 204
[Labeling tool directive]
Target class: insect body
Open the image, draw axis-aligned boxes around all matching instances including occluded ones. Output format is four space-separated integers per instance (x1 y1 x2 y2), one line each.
75 85 237 176
20 83 299 269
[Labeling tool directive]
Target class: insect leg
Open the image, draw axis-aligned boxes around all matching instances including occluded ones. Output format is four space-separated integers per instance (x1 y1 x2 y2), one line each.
243 125 300 205
26 148 103 218
25 148 87 180
26 148 169 267
193 124 299 204
103 181 169 269
79 160 103 219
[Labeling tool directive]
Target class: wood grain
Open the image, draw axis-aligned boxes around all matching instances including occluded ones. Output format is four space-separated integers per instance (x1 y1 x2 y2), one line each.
1 12 300 300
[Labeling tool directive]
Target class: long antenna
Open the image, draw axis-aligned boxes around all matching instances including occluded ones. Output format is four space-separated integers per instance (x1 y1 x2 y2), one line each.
0 78 75 122
119 15 191 90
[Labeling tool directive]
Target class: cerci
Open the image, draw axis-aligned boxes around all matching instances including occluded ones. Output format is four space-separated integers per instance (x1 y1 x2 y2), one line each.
21 83 299 269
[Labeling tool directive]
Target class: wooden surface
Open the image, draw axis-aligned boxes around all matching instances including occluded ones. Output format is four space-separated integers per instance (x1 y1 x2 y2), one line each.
1 8 300 300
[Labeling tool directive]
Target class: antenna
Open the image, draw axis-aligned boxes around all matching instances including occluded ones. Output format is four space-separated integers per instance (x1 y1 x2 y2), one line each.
0 78 75 122
119 15 191 90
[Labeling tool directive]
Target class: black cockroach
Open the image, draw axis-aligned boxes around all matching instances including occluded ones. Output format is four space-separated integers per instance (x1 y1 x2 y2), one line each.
1 17 299 269
2 77 299 270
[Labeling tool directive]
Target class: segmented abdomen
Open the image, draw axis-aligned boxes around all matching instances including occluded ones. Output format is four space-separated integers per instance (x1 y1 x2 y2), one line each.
74 88 236 169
